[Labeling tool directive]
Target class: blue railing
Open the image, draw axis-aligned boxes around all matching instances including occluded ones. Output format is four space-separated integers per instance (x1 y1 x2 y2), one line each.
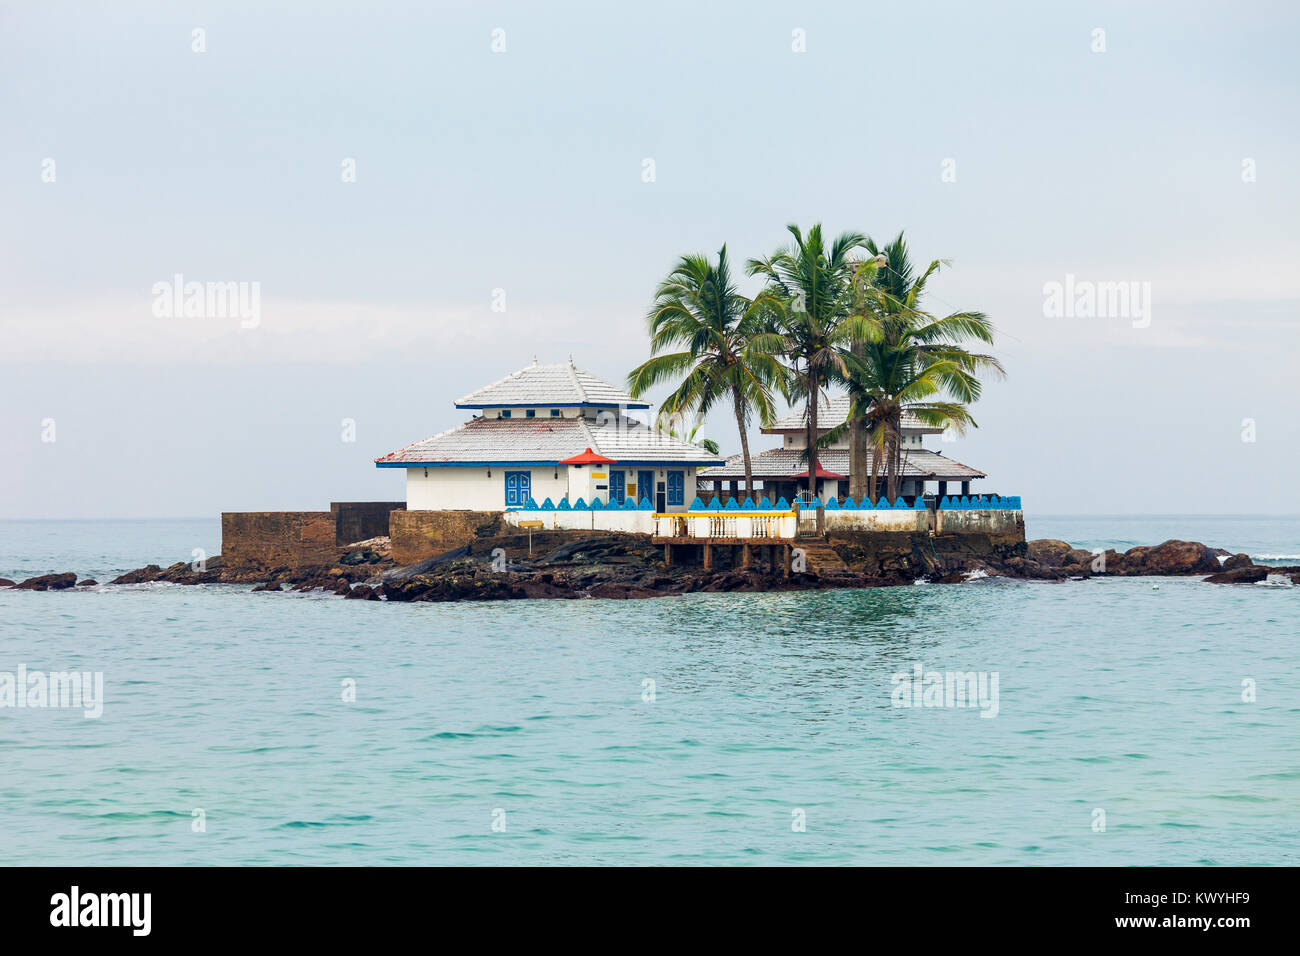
516 494 1023 512
798 495 926 511
689 495 793 511
684 495 1023 512
521 496 654 511
938 495 1021 510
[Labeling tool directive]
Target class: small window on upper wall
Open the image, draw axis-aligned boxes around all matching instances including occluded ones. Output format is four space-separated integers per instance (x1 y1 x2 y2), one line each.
550 409 560 417
526 409 536 418
501 410 512 418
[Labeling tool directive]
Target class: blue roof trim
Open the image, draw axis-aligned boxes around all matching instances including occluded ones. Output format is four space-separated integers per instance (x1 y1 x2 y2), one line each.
376 460 561 468
377 458 723 468
610 459 724 467
453 402 651 410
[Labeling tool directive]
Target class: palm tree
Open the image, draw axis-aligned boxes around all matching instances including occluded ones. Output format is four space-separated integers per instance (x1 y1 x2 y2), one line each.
840 233 1005 501
627 245 782 498
745 224 880 511
828 356 980 502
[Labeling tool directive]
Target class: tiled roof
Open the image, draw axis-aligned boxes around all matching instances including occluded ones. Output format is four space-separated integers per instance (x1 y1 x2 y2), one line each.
455 361 647 408
376 415 723 466
765 395 943 434
698 447 985 480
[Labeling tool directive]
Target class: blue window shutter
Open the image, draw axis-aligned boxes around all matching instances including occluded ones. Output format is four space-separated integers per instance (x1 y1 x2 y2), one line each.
504 470 531 508
667 470 684 506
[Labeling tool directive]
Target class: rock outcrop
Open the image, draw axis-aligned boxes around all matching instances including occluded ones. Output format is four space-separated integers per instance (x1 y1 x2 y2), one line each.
14 531 1296 602
1204 566 1269 584
13 572 78 591
1026 539 1078 568
1019 539 1227 578
1123 540 1222 575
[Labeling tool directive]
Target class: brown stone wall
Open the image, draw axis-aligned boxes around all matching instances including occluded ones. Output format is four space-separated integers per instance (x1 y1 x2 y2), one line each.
389 510 507 565
330 501 406 545
221 512 338 570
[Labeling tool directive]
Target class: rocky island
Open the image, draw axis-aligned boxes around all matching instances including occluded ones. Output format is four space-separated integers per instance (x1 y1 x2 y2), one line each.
5 531 1296 602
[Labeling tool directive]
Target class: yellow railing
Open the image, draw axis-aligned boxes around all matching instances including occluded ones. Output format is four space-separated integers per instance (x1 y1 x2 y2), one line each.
654 511 796 540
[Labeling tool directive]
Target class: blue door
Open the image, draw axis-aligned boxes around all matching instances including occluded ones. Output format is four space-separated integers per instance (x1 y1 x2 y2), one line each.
637 470 654 507
504 470 531 508
666 470 684 507
609 470 625 504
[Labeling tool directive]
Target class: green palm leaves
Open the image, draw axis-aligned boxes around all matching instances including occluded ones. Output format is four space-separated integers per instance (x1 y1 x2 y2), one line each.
745 224 883 492
843 232 1005 500
628 226 1003 509
627 245 781 496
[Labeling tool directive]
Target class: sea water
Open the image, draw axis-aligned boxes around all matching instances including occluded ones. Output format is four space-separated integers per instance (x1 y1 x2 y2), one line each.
1 516 1297 865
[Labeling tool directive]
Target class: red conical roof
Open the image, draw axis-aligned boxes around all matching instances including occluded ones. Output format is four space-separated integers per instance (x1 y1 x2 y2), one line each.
790 464 847 479
559 447 618 465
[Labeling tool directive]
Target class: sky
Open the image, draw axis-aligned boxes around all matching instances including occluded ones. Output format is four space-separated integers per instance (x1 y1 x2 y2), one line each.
2 0 1297 518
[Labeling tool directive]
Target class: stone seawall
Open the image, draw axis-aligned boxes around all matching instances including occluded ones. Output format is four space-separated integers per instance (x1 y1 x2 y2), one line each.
933 509 1025 535
389 510 506 565
217 504 1027 576
331 501 405 545
221 512 338 570
823 510 929 533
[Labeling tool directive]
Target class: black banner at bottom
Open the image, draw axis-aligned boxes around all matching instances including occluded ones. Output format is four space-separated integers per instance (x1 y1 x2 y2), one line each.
0 866 1278 942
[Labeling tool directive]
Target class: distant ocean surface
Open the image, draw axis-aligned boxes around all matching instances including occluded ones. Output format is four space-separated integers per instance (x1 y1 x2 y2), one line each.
1 516 1297 866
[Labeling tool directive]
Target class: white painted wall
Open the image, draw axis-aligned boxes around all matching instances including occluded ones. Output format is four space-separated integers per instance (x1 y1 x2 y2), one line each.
783 432 925 450
504 509 655 534
405 466 568 511
784 432 848 450
568 465 698 512
504 506 1019 538
658 513 798 539
404 464 699 512
478 406 585 420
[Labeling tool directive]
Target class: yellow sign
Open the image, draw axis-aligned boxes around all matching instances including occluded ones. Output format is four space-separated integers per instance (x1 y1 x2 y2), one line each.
517 520 544 529
591 472 607 479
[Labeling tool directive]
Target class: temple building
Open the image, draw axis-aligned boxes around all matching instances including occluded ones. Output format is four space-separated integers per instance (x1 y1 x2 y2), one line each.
375 360 722 512
697 395 987 504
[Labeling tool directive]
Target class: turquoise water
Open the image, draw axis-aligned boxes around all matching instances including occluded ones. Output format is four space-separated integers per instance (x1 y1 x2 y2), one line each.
1 517 1298 865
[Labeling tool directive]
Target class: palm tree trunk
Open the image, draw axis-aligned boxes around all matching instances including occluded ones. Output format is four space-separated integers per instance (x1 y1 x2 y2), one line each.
896 417 904 501
895 412 905 500
885 412 903 501
848 344 867 502
868 426 881 505
885 426 898 502
732 385 754 501
806 366 822 532
806 368 820 498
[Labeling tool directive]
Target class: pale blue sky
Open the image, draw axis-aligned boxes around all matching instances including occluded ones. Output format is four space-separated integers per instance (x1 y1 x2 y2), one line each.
2 0 1297 517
